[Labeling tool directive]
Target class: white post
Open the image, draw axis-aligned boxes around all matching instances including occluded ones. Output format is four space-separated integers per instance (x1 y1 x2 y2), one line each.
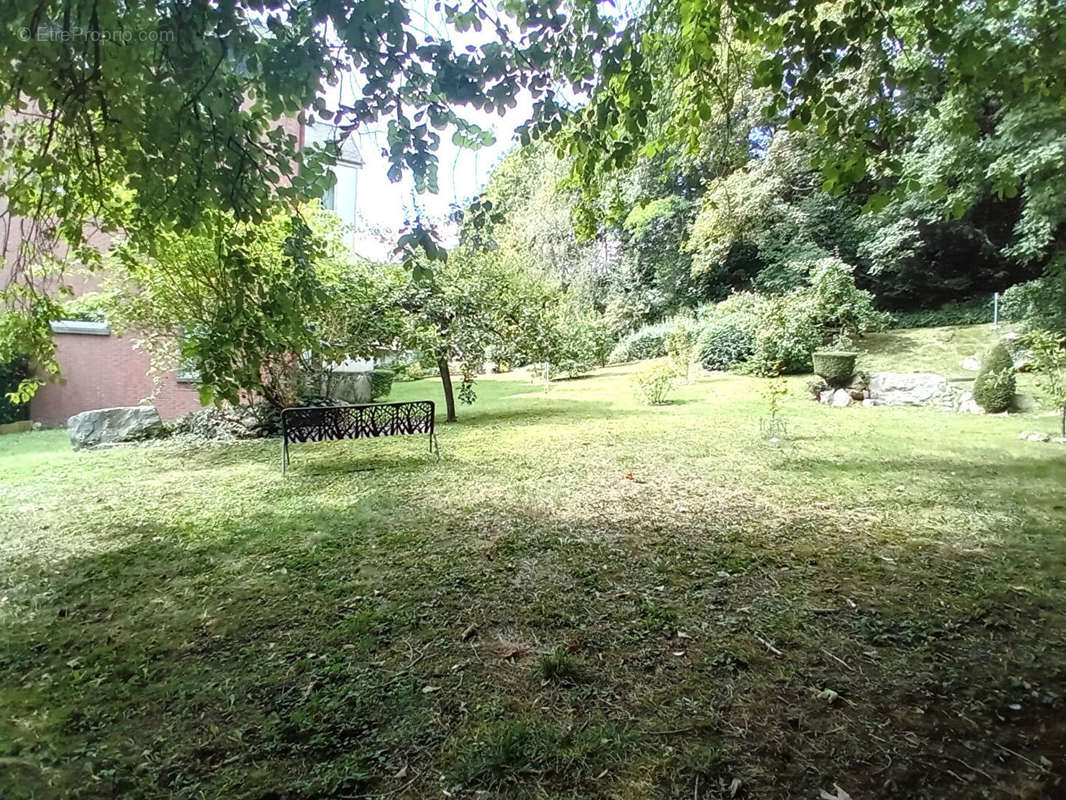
993 292 1000 328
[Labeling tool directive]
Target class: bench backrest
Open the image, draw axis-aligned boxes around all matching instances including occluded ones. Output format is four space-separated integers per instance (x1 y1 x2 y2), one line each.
281 401 435 444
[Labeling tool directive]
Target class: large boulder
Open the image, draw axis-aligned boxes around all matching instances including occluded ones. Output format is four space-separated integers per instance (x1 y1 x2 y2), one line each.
867 373 960 408
68 406 163 450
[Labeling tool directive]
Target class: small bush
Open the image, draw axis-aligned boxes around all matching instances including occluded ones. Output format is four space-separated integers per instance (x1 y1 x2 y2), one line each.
1021 330 1066 435
398 362 426 381
664 318 699 380
608 322 670 364
370 368 395 400
806 257 891 338
747 293 822 376
973 344 1016 413
812 351 858 387
697 318 755 370
634 362 676 405
1000 280 1045 323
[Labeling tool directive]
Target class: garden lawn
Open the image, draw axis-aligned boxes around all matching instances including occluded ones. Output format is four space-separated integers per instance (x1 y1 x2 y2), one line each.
2 356 1066 798
858 323 1026 380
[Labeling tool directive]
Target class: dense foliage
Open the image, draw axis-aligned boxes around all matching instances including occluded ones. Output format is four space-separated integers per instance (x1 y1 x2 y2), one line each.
5 0 1066 401
0 357 29 424
1021 330 1066 436
93 204 404 407
973 344 1016 414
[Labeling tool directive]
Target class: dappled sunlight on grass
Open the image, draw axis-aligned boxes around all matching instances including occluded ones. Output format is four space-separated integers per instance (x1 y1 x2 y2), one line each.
2 359 1066 798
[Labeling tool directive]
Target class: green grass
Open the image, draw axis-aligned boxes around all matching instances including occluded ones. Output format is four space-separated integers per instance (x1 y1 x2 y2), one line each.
2 331 1066 798
858 322 1024 379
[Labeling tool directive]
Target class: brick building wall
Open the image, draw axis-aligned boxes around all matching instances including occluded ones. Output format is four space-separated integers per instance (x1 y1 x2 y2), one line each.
29 325 202 426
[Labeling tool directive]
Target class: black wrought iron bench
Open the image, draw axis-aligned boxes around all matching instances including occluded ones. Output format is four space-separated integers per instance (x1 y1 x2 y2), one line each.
280 401 439 474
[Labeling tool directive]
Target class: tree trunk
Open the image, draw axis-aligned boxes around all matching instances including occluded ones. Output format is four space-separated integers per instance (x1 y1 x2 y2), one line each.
438 357 457 422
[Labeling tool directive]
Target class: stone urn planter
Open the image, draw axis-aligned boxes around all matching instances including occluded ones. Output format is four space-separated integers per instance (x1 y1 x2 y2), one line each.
813 351 858 387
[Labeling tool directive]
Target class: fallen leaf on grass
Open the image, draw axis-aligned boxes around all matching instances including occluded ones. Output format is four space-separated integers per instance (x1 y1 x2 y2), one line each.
729 777 742 796
421 685 440 694
819 784 852 800
818 688 841 704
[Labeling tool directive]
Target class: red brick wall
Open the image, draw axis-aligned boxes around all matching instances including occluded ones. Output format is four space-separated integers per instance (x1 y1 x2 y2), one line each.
30 332 203 426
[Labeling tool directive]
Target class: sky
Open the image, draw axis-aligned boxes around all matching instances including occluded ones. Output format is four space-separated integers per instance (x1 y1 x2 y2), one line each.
316 0 539 255
343 77 532 232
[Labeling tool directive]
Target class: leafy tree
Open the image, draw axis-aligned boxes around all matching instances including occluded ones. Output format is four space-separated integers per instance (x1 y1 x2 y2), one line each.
95 203 379 409
805 257 890 344
401 249 527 422
1021 330 1066 437
1 0 620 390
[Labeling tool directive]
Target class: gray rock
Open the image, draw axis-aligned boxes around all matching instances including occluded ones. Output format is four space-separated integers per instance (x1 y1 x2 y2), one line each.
1027 432 1051 443
819 389 835 404
867 372 959 408
68 406 163 450
862 398 876 408
960 355 981 372
831 388 853 407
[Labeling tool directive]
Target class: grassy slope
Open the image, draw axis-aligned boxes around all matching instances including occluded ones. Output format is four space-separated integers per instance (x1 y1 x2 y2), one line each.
858 322 1027 382
2 328 1066 799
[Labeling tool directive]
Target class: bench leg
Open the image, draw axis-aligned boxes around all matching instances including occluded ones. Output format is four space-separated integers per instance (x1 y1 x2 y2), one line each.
430 432 440 461
282 438 289 475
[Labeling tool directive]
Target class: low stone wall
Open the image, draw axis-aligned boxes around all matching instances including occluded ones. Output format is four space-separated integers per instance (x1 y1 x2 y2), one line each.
812 371 981 413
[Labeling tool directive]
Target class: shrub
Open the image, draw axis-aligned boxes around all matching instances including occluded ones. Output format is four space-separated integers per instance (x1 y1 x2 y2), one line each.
608 322 670 364
889 299 993 329
806 257 891 339
1020 330 1066 436
370 368 395 400
528 309 604 381
747 293 823 376
697 318 753 370
973 344 1016 413
664 318 699 380
1000 280 1045 323
634 362 676 405
812 351 858 387
695 292 761 370
398 362 426 381
0 357 30 425
1001 275 1066 331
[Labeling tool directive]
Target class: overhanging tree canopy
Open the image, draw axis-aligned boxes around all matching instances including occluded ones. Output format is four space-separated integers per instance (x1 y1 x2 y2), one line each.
3 0 1064 391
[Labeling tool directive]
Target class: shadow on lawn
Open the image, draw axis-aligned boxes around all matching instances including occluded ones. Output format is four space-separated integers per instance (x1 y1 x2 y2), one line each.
4 458 1066 799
